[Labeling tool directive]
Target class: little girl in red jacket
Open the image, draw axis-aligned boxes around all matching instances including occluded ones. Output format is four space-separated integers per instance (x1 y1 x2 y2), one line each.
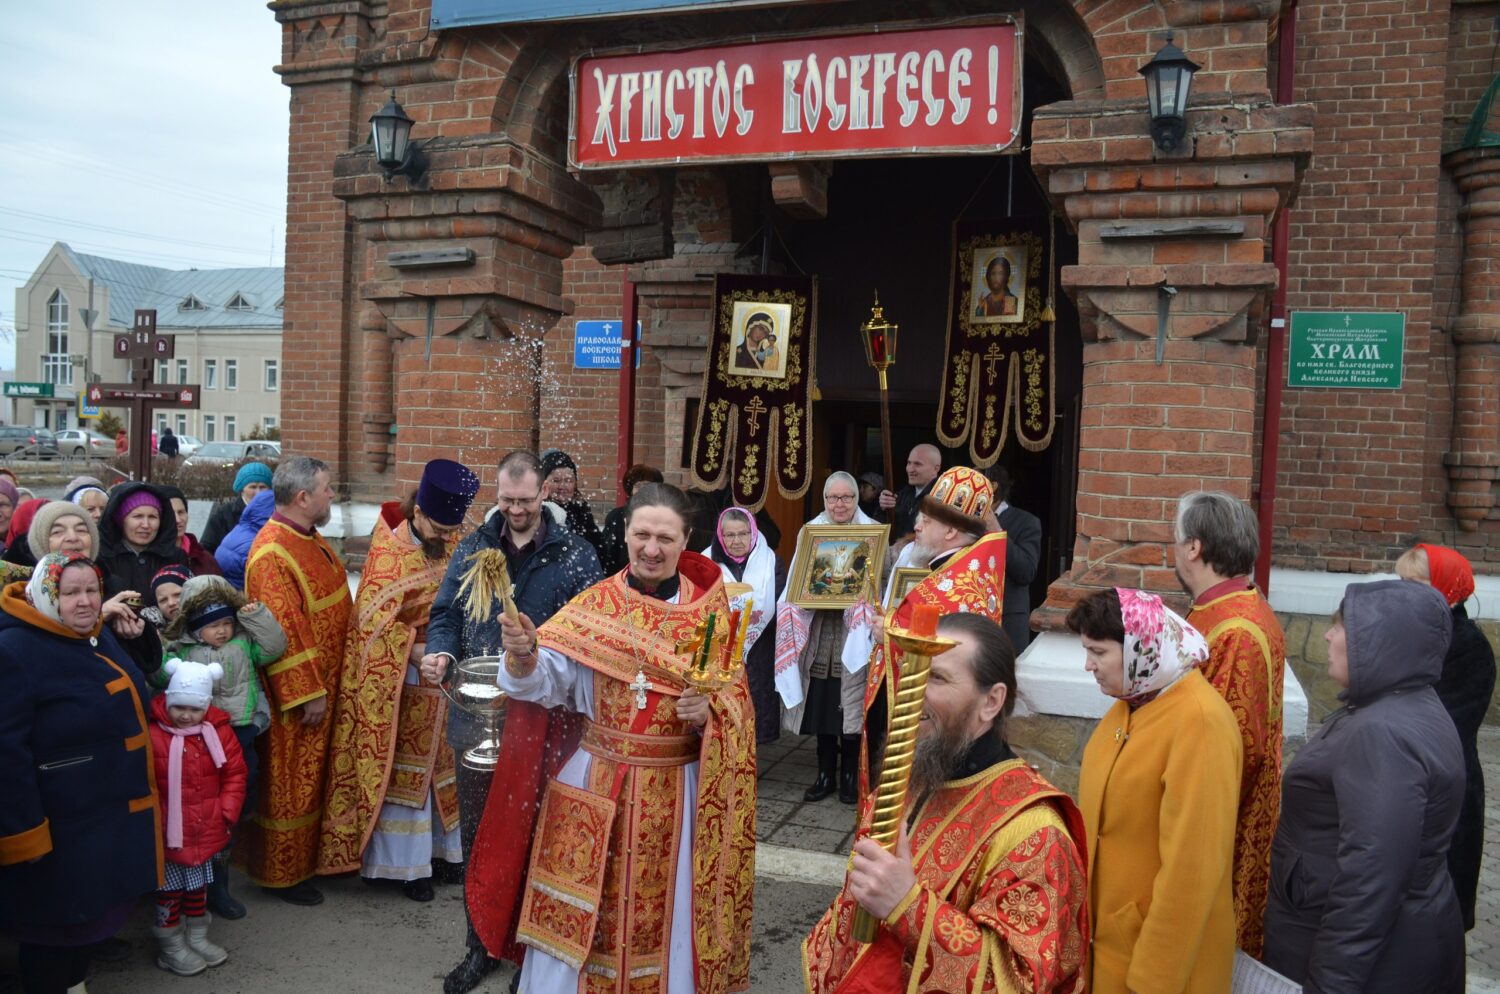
148 658 246 976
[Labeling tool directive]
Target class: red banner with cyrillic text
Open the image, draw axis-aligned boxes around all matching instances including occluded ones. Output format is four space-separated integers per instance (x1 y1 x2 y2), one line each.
569 19 1022 169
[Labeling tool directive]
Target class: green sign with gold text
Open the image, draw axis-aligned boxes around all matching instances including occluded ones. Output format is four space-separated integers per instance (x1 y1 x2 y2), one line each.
1287 311 1404 390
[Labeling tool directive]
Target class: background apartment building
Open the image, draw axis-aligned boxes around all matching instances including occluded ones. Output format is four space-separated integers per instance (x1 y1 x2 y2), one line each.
12 242 282 441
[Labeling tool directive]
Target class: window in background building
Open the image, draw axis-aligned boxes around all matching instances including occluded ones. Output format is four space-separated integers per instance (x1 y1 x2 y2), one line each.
264 359 278 391
176 359 188 385
205 359 218 389
225 359 238 390
43 290 72 387
263 416 278 431
179 295 206 311
224 416 237 442
56 410 69 432
226 293 253 312
157 359 169 383
157 414 168 435
203 416 216 443
175 414 187 435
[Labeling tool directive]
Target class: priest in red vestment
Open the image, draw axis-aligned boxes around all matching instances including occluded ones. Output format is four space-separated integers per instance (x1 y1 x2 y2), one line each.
1174 490 1287 956
238 456 351 905
317 459 480 897
469 482 756 994
804 610 1089 994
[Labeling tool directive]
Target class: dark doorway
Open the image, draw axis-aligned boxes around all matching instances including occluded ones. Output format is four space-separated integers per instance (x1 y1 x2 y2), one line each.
758 149 1083 615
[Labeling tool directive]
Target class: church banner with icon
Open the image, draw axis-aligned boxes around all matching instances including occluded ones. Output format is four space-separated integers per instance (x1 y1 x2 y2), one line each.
690 275 817 510
937 217 1056 465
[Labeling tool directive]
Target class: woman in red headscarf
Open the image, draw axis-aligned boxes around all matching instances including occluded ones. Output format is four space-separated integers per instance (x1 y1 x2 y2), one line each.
1395 543 1496 932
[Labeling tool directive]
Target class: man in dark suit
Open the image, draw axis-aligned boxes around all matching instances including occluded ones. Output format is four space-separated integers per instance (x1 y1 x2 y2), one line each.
988 466 1041 652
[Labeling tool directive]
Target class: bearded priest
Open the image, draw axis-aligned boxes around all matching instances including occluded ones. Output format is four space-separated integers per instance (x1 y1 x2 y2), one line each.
804 612 1088 993
485 482 755 994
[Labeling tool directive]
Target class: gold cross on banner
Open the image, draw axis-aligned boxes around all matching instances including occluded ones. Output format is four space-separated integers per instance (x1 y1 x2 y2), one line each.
983 342 1005 385
744 396 767 435
628 669 652 710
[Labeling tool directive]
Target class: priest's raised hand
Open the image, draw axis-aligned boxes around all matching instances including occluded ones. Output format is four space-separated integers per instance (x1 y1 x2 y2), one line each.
498 608 539 676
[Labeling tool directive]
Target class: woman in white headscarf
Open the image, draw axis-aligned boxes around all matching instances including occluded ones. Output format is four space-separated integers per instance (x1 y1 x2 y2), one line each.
703 507 785 745
774 471 880 805
1068 587 1242 994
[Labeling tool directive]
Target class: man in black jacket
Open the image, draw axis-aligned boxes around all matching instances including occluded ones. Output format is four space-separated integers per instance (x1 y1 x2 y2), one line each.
420 451 603 994
877 443 942 541
987 466 1042 653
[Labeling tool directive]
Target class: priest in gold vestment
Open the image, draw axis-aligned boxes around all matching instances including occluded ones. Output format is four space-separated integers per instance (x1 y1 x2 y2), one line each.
317 460 480 897
489 483 756 994
239 456 351 904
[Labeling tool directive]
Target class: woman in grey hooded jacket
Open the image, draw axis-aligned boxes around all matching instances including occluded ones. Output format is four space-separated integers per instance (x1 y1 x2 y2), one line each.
1262 579 1466 993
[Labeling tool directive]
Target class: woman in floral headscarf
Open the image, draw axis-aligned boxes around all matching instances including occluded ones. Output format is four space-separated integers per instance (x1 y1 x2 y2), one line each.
1068 587 1242 994
0 552 162 994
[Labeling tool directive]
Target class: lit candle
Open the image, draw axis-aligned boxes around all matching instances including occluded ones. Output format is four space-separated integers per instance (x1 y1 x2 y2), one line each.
910 604 940 637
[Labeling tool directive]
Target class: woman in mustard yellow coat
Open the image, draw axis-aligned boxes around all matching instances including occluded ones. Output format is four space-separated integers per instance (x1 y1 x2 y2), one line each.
1069 588 1243 994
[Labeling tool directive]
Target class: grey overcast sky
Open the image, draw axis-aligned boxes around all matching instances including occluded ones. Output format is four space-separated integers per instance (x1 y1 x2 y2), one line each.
0 2 289 368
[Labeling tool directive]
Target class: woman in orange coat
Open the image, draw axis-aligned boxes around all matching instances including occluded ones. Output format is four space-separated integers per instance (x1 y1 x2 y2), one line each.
1070 587 1243 994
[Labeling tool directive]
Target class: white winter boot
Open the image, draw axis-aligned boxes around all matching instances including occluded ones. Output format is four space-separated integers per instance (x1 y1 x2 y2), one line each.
184 912 229 967
151 923 207 976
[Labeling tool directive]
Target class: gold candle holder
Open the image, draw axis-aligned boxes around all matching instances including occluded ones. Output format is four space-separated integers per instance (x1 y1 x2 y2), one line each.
851 623 956 943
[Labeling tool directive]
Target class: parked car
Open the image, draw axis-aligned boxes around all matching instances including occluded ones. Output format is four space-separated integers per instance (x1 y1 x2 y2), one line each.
55 428 116 458
175 434 204 457
0 426 62 460
182 440 281 468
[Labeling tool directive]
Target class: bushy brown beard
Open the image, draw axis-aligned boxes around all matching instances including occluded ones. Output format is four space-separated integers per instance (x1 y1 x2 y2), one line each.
910 704 979 800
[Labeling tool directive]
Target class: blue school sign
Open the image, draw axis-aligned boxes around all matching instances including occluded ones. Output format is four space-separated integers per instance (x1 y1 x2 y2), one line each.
573 321 642 370
431 0 801 28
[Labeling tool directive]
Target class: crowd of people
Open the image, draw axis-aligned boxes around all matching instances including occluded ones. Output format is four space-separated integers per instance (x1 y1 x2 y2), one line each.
0 444 1493 994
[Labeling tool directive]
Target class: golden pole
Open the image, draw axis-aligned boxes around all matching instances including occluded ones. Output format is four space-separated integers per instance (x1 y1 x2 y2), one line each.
851 622 955 943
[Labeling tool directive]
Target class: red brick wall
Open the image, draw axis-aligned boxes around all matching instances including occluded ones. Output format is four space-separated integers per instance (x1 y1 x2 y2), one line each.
280 80 359 478
1274 0 1453 572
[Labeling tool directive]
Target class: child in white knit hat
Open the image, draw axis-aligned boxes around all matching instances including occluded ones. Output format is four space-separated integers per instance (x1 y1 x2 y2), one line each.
147 658 247 976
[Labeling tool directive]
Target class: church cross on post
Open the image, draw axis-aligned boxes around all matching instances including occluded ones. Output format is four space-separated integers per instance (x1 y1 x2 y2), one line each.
87 310 201 482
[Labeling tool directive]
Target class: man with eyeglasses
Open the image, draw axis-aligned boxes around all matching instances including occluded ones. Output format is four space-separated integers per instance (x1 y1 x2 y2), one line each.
421 450 603 994
776 471 886 805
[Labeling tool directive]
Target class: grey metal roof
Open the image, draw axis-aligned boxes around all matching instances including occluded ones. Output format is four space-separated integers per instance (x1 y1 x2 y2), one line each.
58 243 283 330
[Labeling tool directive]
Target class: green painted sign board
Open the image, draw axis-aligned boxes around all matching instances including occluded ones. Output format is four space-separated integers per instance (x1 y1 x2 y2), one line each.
3 381 54 398
1287 311 1404 390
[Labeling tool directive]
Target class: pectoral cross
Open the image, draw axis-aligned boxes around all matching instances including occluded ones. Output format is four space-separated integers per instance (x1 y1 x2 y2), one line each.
983 342 1005 385
629 669 652 710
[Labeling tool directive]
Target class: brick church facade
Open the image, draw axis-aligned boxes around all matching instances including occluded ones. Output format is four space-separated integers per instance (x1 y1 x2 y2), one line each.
270 0 1500 626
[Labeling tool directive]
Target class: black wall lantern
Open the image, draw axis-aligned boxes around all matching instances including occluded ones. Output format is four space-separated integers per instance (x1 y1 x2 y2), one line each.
370 91 429 186
1139 34 1199 152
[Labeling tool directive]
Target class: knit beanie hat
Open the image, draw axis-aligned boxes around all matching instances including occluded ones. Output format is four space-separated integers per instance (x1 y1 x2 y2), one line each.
114 489 161 528
63 476 106 502
151 563 194 598
539 449 577 479
163 658 222 710
28 501 100 561
233 462 274 495
187 599 235 634
0 478 18 507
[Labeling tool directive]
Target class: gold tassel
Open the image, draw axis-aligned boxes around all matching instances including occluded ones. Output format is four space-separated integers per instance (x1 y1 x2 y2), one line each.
1040 209 1058 324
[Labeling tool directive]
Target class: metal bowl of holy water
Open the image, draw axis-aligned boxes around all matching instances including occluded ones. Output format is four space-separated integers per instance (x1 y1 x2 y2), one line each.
440 655 508 773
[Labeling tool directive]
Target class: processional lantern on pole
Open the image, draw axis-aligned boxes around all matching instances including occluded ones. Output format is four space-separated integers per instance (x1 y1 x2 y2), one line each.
851 604 956 943
859 292 899 493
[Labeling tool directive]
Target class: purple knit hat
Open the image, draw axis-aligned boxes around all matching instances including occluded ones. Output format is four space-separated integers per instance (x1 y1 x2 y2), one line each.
114 489 162 528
